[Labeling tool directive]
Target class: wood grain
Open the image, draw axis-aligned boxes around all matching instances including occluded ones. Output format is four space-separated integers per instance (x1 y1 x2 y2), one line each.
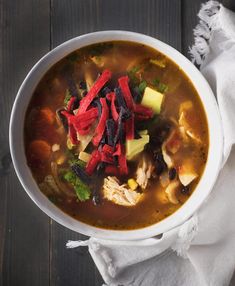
0 0 50 285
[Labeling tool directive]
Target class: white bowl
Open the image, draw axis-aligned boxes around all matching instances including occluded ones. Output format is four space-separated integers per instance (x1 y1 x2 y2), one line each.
9 31 223 240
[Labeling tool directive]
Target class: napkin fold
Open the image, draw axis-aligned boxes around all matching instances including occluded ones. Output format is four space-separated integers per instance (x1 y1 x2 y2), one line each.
67 2 235 285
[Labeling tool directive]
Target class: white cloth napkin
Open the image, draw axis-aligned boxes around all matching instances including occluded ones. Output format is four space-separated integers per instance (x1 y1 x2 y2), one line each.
67 2 235 285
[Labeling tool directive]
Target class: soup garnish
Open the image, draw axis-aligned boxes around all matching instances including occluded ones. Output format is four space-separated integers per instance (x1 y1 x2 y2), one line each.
25 41 208 230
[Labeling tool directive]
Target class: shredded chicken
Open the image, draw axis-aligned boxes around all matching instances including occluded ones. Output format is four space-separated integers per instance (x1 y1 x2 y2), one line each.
165 181 180 204
103 176 142 206
178 160 198 186
136 156 154 189
178 101 202 144
162 142 174 168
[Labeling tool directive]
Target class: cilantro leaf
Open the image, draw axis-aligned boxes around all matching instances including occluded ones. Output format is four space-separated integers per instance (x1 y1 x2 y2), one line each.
63 170 91 201
138 81 147 94
64 89 72 105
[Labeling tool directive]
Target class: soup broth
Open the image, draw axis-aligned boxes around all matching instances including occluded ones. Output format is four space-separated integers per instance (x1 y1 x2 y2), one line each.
24 41 208 230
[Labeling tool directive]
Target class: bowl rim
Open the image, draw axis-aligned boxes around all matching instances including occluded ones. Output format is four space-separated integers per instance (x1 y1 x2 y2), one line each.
9 30 223 240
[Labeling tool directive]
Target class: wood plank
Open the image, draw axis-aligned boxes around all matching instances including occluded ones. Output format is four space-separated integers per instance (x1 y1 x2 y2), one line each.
51 0 181 49
50 1 181 285
0 0 50 285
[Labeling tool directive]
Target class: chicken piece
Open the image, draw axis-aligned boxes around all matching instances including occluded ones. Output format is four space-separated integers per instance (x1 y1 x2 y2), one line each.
178 101 202 143
165 129 182 154
179 101 193 114
159 171 170 188
103 176 142 207
90 56 106 68
136 156 154 189
165 181 180 204
178 161 198 186
162 143 174 169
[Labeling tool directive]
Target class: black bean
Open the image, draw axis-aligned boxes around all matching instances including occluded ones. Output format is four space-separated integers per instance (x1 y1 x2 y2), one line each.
154 151 164 162
154 151 167 175
181 185 190 195
169 168 177 180
155 160 165 175
79 81 87 90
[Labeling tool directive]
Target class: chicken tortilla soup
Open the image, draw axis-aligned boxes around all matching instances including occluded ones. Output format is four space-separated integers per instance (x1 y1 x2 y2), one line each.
24 41 209 230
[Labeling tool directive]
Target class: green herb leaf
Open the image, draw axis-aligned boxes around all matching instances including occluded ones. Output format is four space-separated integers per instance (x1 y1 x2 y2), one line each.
129 66 140 74
158 82 168 93
138 81 147 94
63 170 91 201
151 79 168 93
74 183 91 201
152 78 160 87
64 89 72 105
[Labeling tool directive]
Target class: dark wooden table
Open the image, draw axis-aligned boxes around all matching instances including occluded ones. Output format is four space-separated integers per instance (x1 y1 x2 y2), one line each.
1 0 235 285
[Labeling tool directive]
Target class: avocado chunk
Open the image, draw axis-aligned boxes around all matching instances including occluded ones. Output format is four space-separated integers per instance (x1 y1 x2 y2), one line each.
126 135 149 160
141 87 164 114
